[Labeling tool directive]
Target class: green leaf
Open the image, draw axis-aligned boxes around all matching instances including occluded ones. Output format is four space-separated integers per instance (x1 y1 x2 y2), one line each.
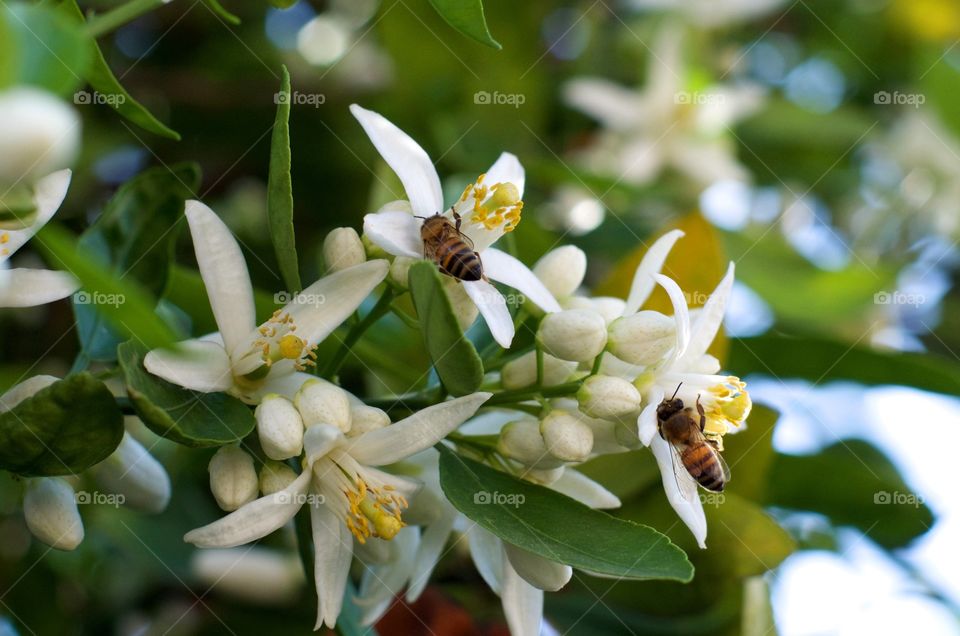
203 0 241 25
1 2 91 94
765 440 934 549
0 374 123 476
427 0 501 49
36 223 179 352
408 262 483 396
730 334 960 396
722 404 779 502
75 163 200 362
57 0 180 139
438 447 693 581
267 0 298 8
267 65 301 294
117 340 255 447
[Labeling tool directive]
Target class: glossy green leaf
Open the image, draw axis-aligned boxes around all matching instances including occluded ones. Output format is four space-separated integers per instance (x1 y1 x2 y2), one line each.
408 262 483 396
36 223 179 351
117 340 256 447
1 2 91 94
267 65 300 293
427 0 501 49
438 447 693 581
203 0 240 25
765 440 934 549
722 404 779 502
75 163 200 362
267 0 298 8
0 373 123 476
730 334 960 396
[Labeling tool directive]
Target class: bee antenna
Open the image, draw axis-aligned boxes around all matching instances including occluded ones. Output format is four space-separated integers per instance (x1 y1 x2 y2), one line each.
670 383 683 400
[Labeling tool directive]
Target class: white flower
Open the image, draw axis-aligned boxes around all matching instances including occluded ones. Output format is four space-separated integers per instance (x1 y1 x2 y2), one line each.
537 308 608 362
540 409 594 462
626 0 790 28
191 547 305 605
351 104 561 347
183 392 491 630
90 432 172 514
255 394 305 460
143 200 388 403
563 23 764 188
0 170 79 308
208 444 259 512
23 477 84 551
500 350 577 390
533 245 587 299
323 226 366 272
576 375 642 420
0 87 80 186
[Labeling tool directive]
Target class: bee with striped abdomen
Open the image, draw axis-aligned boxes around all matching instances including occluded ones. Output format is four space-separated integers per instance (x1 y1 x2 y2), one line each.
420 210 484 282
656 385 730 494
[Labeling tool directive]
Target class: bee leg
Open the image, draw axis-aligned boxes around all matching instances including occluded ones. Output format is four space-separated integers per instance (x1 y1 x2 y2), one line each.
452 208 463 232
696 396 705 433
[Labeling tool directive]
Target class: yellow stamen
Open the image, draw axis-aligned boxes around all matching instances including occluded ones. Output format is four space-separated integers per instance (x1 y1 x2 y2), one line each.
278 334 305 360
344 478 407 544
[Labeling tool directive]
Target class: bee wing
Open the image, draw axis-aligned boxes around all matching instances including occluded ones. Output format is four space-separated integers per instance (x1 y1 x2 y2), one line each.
667 442 700 503
716 448 731 484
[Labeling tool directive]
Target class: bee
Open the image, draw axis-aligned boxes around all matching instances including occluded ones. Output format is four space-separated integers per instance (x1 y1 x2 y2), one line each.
656 385 730 494
419 210 484 282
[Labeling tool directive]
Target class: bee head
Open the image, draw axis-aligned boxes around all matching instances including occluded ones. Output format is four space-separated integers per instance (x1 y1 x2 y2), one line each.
656 398 685 422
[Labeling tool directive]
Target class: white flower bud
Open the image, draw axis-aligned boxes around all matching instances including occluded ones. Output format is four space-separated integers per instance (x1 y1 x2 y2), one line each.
91 432 171 513
259 460 298 495
497 419 564 469
348 404 390 436
441 275 479 331
540 410 594 462
607 311 676 366
209 445 259 511
589 297 627 325
389 256 417 288
0 88 80 185
23 477 84 550
577 375 641 420
537 309 608 362
323 227 366 272
192 547 304 604
255 394 304 460
533 246 587 298
501 350 577 390
294 379 351 433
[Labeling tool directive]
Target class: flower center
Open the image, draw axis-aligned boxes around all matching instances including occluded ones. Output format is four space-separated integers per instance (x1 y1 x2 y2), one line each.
344 479 407 544
0 232 9 257
458 173 523 233
702 377 751 448
248 310 318 374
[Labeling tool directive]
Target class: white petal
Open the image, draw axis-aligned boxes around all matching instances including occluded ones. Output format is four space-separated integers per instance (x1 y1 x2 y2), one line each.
484 152 525 200
653 273 691 364
638 387 664 447
679 262 734 364
549 469 621 509
468 526 504 595
563 78 643 131
483 248 561 313
503 543 571 592
348 392 492 466
144 339 233 393
0 169 71 263
501 547 544 636
252 370 320 402
0 268 77 307
304 424 345 466
623 229 685 316
406 506 458 602
357 527 419 625
349 104 443 217
363 209 422 259
183 470 311 547
311 500 353 629
184 200 256 356
650 436 707 548
0 375 59 412
462 279 514 348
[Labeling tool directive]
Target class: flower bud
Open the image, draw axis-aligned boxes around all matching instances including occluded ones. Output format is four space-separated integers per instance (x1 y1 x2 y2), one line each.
348 404 390 436
323 227 366 272
23 477 83 550
441 275 479 331
607 310 676 366
192 547 304 605
577 375 641 420
259 460 298 495
389 256 417 288
294 379 351 433
91 432 171 513
0 88 80 185
589 297 627 325
533 246 587 298
540 410 593 462
255 394 304 460
497 419 564 469
537 309 608 362
209 445 259 511
501 350 577 390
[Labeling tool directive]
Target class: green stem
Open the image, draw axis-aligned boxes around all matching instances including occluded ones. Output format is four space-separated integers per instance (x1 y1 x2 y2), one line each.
322 288 395 378
485 380 583 406
85 0 170 38
389 305 419 330
590 353 604 376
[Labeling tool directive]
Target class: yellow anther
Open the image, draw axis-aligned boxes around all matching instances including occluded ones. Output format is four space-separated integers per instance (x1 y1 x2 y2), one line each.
344 478 407 542
488 182 521 209
279 334 306 360
0 232 9 244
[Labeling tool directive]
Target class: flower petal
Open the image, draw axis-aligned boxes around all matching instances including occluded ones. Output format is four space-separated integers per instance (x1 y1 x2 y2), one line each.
348 392 492 466
503 543 571 592
0 169 71 264
638 386 664 446
501 547 544 636
468 526 504 595
0 268 77 307
653 273 691 364
679 262 734 365
304 424 345 466
363 209 422 259
144 339 234 393
563 78 644 131
350 104 443 217
623 229 684 316
406 506 458 602
483 248 561 313
183 470 311 547
357 526 419 625
184 200 256 356
0 375 59 412
549 469 621 509
484 152 525 200
650 436 707 548
311 500 353 629
462 279 514 348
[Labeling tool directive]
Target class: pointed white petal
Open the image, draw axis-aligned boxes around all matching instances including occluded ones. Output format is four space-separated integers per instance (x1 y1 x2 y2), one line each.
638 387 664 446
462 279 514 348
184 200 256 356
349 104 443 217
623 229 685 315
0 268 77 307
468 525 504 595
0 169 71 263
679 263 734 364
183 470 311 547
311 501 353 629
363 209 422 259
406 506 458 602
483 248 561 313
304 424 345 466
348 392 491 466
144 339 233 393
0 375 59 412
357 528 419 625
504 543 571 592
650 436 707 548
501 548 544 636
549 469 621 509
563 78 644 131
484 152 525 200
653 273 691 363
